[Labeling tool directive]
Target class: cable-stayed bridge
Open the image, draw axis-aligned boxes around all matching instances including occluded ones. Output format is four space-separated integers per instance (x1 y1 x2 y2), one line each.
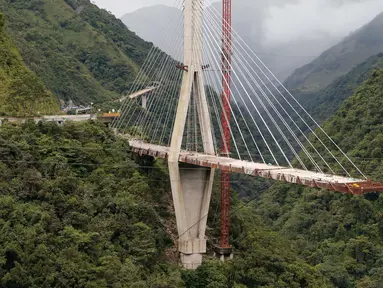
112 0 383 269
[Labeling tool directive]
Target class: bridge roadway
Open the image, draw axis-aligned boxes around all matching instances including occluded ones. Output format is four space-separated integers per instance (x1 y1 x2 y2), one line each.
0 114 119 126
129 140 383 195
113 86 158 103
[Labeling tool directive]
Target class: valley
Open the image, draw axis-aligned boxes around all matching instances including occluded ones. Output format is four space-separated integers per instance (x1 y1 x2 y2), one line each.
1 0 383 287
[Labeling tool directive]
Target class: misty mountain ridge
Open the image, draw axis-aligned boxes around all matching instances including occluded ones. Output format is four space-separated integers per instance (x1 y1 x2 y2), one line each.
121 3 339 80
0 0 155 105
121 2 343 81
285 10 383 92
121 5 182 60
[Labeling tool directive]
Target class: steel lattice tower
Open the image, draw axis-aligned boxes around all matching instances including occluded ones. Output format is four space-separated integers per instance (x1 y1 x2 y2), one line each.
219 0 232 252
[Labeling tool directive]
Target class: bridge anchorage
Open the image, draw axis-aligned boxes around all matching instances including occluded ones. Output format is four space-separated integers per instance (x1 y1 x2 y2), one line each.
113 0 383 270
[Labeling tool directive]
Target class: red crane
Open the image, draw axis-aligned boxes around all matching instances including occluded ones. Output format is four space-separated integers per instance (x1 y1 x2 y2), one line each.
219 0 232 253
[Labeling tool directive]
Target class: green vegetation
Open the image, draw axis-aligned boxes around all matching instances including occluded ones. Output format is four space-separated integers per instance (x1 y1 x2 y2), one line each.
0 121 333 287
1 50 383 288
0 0 160 104
0 121 183 287
301 68 383 179
253 69 383 287
285 11 383 93
1 0 383 286
295 53 383 124
0 13 58 116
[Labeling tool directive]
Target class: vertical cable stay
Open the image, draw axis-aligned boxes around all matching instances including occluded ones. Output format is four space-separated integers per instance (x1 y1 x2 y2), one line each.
143 42 184 140
203 51 225 155
193 90 199 151
201 31 242 160
190 1 221 156
116 0 184 132
202 5 331 173
195 4 250 161
115 0 365 181
186 96 192 150
204 3 348 174
193 1 228 157
114 0 383 270
126 14 184 136
133 25 183 131
202 9 303 169
115 45 160 130
202 14 292 166
160 68 183 145
155 62 184 143
132 53 175 131
204 0 363 177
118 34 178 130
198 5 274 164
203 10 323 172
195 1 286 166
204 80 221 154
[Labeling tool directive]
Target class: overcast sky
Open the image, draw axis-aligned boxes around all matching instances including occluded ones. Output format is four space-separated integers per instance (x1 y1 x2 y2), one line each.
264 0 383 45
92 0 176 17
92 0 383 45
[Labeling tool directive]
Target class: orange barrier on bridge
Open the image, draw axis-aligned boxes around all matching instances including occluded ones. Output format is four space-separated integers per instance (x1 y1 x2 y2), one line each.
129 140 383 195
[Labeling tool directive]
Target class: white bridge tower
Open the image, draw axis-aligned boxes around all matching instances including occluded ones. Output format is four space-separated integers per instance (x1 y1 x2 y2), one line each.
168 0 215 269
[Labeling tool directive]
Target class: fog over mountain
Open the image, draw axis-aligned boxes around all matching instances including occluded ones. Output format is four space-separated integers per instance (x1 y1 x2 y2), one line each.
93 0 177 16
264 0 383 45
120 0 383 80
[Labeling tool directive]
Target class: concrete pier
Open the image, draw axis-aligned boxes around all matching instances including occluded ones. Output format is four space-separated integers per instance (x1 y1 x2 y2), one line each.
169 163 214 269
168 0 215 269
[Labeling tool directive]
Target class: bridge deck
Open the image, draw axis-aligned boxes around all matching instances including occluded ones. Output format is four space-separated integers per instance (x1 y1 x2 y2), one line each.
129 87 157 99
129 140 383 195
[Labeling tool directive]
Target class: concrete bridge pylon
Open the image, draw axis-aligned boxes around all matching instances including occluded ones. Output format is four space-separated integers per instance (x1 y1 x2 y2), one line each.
168 0 215 269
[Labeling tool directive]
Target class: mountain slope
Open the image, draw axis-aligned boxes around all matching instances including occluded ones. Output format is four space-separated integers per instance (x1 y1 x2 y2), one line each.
121 5 182 60
285 11 383 92
121 3 340 81
0 0 156 104
0 120 332 287
0 14 58 116
297 53 383 124
0 121 183 287
255 68 383 288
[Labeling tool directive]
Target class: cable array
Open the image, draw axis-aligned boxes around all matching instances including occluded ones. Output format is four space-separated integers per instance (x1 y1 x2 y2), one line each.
113 0 366 179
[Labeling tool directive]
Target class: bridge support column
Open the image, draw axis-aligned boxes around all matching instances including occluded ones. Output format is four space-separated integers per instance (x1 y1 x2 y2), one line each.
168 0 215 269
142 95 147 110
169 162 215 269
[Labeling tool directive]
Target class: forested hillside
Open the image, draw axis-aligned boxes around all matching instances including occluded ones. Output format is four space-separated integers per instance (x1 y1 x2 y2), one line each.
3 1 383 287
285 11 383 92
0 121 182 287
254 69 383 288
296 53 383 124
0 13 58 116
121 2 342 81
2 75 383 286
0 120 333 287
0 0 157 104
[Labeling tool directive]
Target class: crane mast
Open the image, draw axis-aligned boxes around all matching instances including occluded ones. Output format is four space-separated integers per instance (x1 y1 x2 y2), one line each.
219 0 232 255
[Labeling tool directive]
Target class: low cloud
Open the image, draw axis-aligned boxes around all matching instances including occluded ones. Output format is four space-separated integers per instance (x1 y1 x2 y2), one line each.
263 0 383 45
